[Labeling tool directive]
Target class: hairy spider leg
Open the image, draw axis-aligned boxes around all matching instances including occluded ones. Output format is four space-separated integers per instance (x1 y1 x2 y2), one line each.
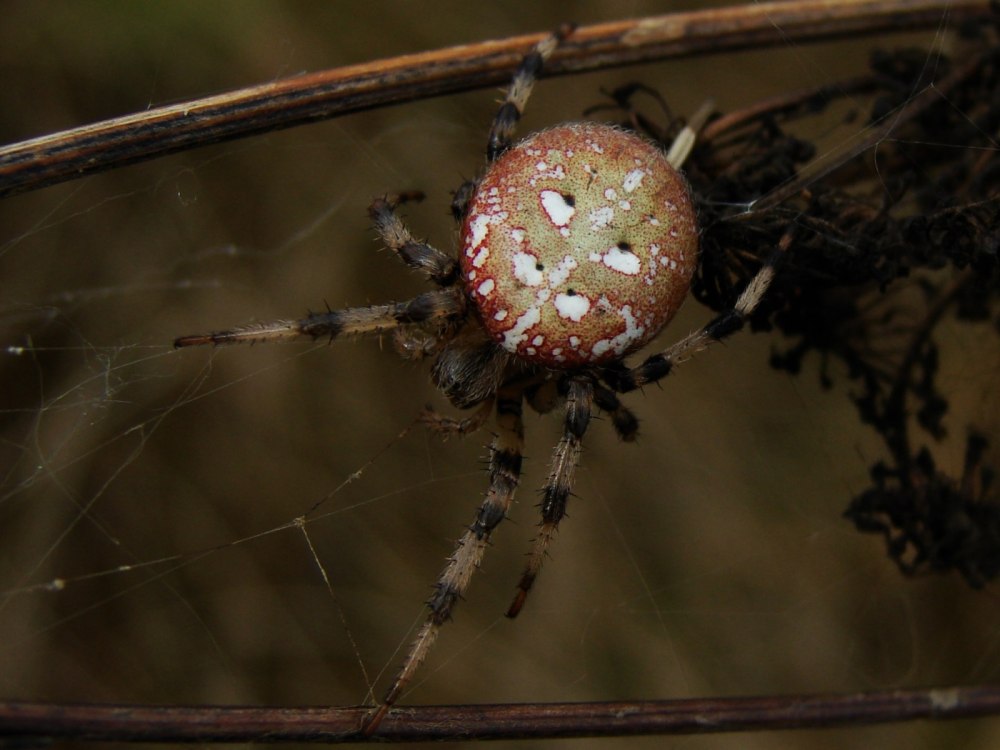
365 383 526 734
507 376 594 618
604 231 794 395
449 178 479 223
446 22 575 225
420 397 495 437
486 22 575 162
592 384 640 443
369 193 459 285
173 288 464 347
175 192 465 348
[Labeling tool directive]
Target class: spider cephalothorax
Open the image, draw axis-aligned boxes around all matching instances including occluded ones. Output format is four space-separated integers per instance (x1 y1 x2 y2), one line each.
175 25 784 734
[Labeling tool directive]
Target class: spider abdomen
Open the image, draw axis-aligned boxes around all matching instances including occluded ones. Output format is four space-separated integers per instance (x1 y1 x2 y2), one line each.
461 122 698 368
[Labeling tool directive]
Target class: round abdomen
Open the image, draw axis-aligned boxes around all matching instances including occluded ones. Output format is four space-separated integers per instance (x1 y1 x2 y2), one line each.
461 122 698 368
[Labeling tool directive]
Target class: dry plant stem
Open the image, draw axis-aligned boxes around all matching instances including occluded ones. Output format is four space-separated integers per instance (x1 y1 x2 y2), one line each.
2 686 999 742
699 75 879 143
0 0 992 198
744 43 993 214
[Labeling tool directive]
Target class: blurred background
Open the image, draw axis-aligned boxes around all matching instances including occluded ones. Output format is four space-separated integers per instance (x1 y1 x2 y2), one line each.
1 2 999 748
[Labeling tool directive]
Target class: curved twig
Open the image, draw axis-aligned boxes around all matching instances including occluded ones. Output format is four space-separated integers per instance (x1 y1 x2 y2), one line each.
0 0 993 198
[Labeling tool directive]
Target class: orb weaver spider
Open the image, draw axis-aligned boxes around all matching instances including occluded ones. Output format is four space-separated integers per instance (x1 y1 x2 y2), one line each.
175 24 786 733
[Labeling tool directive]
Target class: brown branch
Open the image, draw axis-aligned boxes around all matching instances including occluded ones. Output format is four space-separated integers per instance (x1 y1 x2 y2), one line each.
2 686 999 742
700 75 880 142
0 0 993 199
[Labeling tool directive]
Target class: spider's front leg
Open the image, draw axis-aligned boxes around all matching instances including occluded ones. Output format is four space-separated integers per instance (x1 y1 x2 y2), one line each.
507 375 594 618
364 382 527 734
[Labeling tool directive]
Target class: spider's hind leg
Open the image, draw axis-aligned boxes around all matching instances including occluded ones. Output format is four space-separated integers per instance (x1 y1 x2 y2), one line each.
605 230 793 394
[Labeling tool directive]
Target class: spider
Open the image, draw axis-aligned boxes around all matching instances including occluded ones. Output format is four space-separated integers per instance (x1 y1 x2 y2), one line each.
175 24 786 733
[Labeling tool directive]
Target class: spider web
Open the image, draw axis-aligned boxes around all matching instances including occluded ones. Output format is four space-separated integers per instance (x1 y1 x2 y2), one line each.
1 4 999 749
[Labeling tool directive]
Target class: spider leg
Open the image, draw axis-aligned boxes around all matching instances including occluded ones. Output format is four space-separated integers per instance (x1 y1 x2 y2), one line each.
604 231 793 394
173 287 463 347
507 375 594 618
391 324 453 360
419 397 494 437
450 178 479 223
665 98 716 169
525 377 560 415
486 23 575 162
593 383 639 442
365 383 526 734
369 194 458 285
